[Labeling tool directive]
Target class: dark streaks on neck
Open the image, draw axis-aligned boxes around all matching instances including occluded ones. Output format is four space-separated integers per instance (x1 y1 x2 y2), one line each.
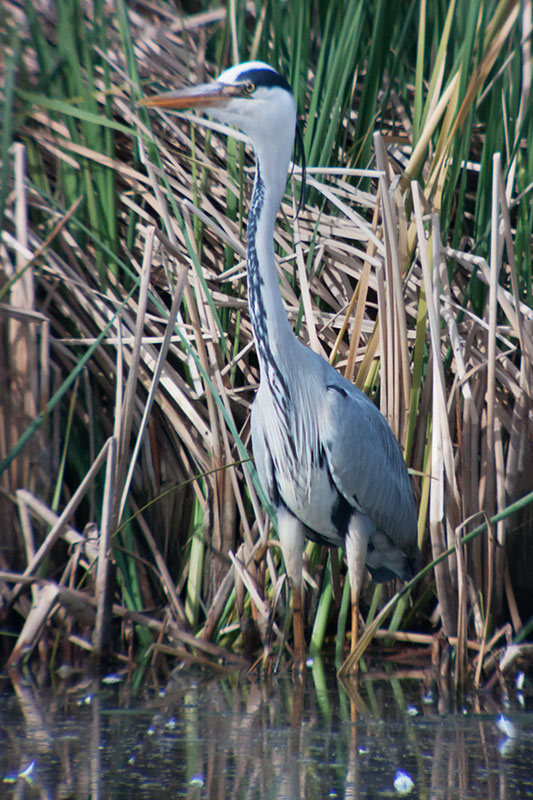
247 166 292 434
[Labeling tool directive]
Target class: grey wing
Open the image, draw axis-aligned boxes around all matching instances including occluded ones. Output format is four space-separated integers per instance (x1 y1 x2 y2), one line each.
323 381 417 551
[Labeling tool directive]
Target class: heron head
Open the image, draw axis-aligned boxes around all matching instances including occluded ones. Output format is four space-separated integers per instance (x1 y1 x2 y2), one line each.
140 61 297 152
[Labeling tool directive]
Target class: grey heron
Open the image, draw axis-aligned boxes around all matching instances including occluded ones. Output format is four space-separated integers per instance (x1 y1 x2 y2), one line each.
141 61 420 670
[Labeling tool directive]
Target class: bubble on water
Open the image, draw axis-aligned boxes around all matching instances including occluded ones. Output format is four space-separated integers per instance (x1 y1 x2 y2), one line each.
496 714 517 739
394 769 414 795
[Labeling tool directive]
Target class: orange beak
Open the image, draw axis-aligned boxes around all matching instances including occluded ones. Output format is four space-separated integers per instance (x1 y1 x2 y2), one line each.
138 81 240 111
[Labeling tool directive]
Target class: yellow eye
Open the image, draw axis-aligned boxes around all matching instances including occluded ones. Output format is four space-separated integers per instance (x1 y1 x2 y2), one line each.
243 81 255 95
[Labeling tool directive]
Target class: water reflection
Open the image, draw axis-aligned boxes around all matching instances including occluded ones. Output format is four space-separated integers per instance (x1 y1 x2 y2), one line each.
2 661 532 799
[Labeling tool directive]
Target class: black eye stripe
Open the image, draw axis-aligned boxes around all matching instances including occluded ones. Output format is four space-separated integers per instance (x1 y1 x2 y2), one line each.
236 68 292 94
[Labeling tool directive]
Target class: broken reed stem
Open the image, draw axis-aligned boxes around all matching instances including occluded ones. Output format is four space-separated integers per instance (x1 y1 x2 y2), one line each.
93 435 117 654
454 524 468 692
474 514 496 689
372 629 483 651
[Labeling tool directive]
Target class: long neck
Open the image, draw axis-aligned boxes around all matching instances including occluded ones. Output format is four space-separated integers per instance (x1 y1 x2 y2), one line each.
246 156 295 373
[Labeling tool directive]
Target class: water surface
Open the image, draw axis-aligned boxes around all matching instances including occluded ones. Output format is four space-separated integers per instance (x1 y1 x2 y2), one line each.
2 660 532 798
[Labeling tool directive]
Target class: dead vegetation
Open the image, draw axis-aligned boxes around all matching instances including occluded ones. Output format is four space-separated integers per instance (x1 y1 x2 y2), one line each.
0 0 532 688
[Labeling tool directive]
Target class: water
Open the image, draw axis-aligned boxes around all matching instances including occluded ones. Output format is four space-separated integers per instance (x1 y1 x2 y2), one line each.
2 660 533 798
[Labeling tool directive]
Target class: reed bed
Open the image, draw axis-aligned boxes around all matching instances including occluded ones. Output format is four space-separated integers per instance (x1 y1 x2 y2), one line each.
0 0 532 689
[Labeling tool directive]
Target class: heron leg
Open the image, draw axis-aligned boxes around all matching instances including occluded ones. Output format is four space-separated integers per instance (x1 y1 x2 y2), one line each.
350 595 360 655
277 507 306 666
345 516 370 670
291 580 305 667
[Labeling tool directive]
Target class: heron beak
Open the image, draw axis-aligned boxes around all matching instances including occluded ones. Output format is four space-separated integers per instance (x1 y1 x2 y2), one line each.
138 81 240 111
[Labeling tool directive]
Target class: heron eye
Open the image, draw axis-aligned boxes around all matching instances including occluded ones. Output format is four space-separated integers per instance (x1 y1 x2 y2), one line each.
243 81 255 95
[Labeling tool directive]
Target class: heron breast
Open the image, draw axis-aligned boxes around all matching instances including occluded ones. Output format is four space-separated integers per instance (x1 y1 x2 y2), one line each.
260 432 346 543
252 367 350 542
